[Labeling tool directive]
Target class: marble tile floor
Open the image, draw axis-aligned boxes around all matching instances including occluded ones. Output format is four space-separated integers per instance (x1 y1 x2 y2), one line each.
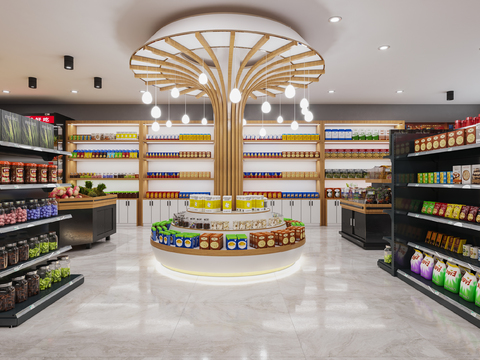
1 225 480 359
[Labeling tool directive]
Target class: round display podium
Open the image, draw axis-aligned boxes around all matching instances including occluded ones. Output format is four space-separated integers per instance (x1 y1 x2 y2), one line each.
151 208 305 277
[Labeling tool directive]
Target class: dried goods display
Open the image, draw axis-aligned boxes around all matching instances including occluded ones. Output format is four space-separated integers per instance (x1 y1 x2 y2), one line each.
243 133 320 141
71 149 139 158
325 148 389 158
244 151 320 158
69 172 138 179
145 191 210 199
147 172 211 179
244 172 318 178
325 128 389 141
146 133 211 140
146 151 211 158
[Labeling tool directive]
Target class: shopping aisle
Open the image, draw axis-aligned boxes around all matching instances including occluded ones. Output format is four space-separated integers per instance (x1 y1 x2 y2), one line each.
0 225 479 359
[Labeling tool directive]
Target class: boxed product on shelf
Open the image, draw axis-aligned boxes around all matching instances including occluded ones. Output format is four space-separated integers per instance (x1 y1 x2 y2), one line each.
21 116 40 147
462 165 472 184
0 110 23 145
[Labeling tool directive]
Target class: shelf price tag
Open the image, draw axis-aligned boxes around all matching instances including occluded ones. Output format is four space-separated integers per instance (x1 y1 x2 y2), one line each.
471 312 477 318
13 266 20 271
69 281 73 286
29 304 35 310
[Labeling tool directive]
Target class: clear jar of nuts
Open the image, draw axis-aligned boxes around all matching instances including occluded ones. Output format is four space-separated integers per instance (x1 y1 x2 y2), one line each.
12 275 28 303
0 282 15 312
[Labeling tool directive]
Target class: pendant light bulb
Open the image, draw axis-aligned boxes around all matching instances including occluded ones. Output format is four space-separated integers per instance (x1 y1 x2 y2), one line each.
182 114 190 124
301 107 308 115
152 121 160 132
230 88 241 103
277 115 284 124
201 117 207 125
305 111 314 122
199 73 208 85
300 98 309 109
142 91 152 104
261 101 271 114
285 84 296 99
166 120 172 128
243 119 247 126
259 127 267 137
151 105 161 119
291 120 299 130
171 87 180 98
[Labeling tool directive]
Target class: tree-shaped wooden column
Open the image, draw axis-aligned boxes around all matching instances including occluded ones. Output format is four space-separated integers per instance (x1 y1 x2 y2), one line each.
130 13 325 206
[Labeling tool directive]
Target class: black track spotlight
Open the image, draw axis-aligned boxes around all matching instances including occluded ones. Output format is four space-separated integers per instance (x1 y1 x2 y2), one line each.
64 55 74 70
447 90 454 101
28 77 37 89
94 77 102 89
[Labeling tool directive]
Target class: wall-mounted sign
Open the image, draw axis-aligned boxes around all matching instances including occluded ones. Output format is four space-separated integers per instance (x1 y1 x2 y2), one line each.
27 115 55 124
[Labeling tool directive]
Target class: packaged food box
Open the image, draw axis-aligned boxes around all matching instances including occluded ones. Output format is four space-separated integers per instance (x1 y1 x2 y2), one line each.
452 166 462 184
447 131 456 147
447 171 453 184
175 234 184 248
432 135 440 150
414 139 421 152
266 233 275 247
440 172 447 184
210 234 223 250
434 172 440 184
425 136 433 151
434 233 444 247
438 133 447 149
419 138 427 152
428 172 434 184
226 235 237 250
21 116 40 146
455 129 465 146
236 235 248 250
199 233 211 250
432 202 442 216
465 126 476 145
421 201 435 215
462 165 472 184
444 236 454 250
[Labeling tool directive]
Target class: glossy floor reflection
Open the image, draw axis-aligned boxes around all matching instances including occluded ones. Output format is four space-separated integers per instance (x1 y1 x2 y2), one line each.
1 225 479 359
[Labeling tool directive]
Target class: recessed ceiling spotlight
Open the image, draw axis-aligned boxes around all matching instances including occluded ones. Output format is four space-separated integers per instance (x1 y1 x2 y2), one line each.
71 90 78 93
328 16 342 23
28 77 37 89
94 77 102 89
64 55 74 70
396 90 404 93
328 90 335 93
2 90 10 94
378 45 390 51
139 90 145 93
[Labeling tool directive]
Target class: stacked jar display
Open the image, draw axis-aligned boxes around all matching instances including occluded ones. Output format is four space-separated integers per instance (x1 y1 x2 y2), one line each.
58 255 70 278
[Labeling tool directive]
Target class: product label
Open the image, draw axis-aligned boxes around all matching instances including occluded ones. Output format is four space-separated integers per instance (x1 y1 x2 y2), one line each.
41 169 48 180
210 242 219 249
51 170 57 182
16 168 23 182
1 167 9 183
30 169 37 182
258 240 266 248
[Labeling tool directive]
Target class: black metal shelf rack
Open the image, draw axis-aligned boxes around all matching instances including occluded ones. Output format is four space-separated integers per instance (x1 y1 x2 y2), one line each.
381 129 480 328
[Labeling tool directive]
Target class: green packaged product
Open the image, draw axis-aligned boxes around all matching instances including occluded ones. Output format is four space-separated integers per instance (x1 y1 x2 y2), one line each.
475 281 480 307
444 263 463 294
459 271 478 302
421 201 435 215
432 260 446 286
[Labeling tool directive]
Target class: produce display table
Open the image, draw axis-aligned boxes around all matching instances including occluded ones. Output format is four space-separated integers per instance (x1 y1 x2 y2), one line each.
151 209 305 276
56 194 117 248
339 200 391 250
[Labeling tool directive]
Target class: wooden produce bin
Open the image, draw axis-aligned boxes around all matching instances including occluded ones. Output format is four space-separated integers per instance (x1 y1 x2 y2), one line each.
339 200 391 250
56 194 117 248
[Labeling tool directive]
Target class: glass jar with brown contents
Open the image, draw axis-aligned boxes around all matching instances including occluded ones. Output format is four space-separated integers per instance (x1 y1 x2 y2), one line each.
0 161 10 183
25 271 40 297
12 276 28 303
10 162 24 183
24 163 37 184
17 240 29 262
0 246 7 270
37 164 48 183
6 243 18 266
0 282 15 312
47 164 57 183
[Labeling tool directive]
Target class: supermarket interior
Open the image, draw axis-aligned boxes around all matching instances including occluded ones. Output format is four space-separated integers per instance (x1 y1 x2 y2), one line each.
1 1 480 359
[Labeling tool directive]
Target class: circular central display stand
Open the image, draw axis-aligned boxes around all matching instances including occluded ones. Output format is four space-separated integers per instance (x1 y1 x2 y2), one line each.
151 209 305 277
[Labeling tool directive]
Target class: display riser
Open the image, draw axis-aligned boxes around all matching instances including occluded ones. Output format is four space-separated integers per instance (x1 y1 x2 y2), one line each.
397 270 480 328
0 274 84 327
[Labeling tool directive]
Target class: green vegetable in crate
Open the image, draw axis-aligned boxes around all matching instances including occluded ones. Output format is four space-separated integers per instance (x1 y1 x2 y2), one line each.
87 191 97 197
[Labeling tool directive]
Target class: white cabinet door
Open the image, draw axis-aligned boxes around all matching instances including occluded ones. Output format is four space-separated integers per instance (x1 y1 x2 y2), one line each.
301 200 311 223
169 200 178 219
127 200 137 224
327 200 337 224
336 201 342 224
118 200 128 224
177 199 189 213
281 200 292 218
291 200 302 221
143 200 152 225
311 200 321 225
151 200 161 223
160 200 169 221
271 200 282 215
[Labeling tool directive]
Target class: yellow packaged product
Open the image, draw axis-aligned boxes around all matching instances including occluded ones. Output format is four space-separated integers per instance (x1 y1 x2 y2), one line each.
451 204 463 220
444 204 455 218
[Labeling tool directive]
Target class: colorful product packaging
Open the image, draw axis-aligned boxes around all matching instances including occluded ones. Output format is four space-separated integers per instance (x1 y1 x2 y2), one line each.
467 206 478 222
444 263 463 293
459 271 478 302
451 204 463 220
444 204 455 218
458 206 470 221
410 250 423 274
475 281 480 307
420 254 435 280
432 260 447 286
444 236 454 250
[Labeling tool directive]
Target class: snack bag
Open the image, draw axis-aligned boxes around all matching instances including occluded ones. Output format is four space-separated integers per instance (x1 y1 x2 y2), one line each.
475 281 480 307
434 233 444 247
444 263 463 293
451 204 463 220
467 206 478 222
421 201 430 214
420 253 435 280
410 250 423 274
459 206 470 221
459 271 478 302
444 236 454 250
438 203 448 217
432 202 442 216
444 204 455 218
432 260 446 286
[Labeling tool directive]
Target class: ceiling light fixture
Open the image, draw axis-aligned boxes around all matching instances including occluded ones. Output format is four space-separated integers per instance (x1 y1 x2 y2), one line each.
328 16 342 23
171 87 180 98
28 77 37 89
378 45 390 51
182 94 190 124
328 90 335 93
152 120 160 132
201 94 207 125
230 47 242 103
305 111 313 122
166 90 172 127
140 90 145 93
277 92 284 123
142 66 152 104
261 100 271 113
2 90 9 94
285 50 296 98
166 120 172 127
301 107 308 115
94 77 102 89
64 55 74 70
300 98 309 109
201 118 207 125
71 90 78 94
199 73 208 85
259 127 266 136
291 120 299 130
151 86 161 120
396 90 404 93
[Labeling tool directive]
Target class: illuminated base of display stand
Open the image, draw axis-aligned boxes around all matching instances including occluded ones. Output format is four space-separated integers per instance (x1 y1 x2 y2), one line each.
151 239 305 276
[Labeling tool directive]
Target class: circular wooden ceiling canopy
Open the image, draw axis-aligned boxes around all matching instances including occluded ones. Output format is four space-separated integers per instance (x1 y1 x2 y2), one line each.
129 13 325 101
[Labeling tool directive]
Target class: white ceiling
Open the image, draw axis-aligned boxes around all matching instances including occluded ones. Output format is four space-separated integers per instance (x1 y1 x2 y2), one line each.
0 0 479 105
